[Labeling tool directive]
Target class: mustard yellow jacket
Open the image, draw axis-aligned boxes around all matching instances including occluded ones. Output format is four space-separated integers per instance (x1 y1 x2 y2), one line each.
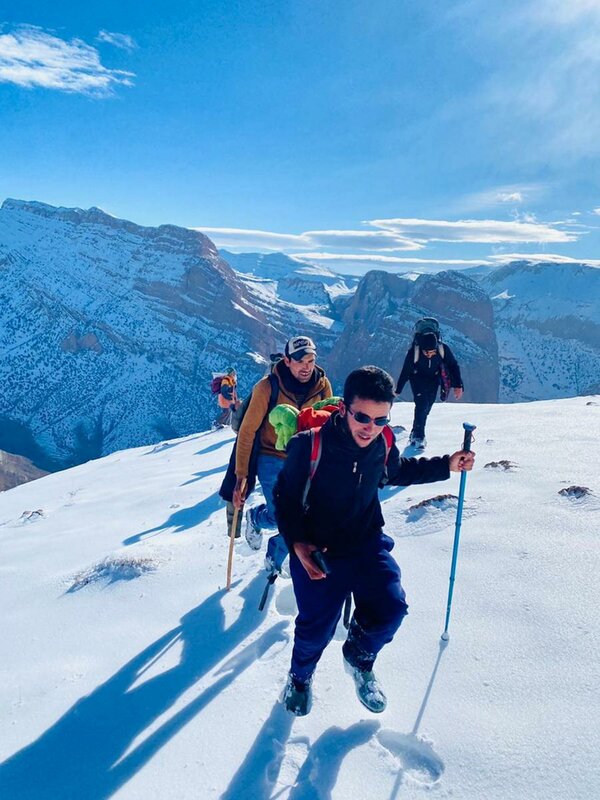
235 363 332 477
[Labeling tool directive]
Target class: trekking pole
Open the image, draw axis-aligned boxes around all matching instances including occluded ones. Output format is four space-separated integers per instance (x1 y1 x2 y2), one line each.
226 479 246 591
441 422 476 642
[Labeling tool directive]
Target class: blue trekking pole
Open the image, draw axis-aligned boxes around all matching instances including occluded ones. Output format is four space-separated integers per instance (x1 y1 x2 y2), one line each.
441 422 476 642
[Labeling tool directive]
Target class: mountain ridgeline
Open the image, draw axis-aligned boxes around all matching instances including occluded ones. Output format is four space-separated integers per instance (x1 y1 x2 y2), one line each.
1 199 598 473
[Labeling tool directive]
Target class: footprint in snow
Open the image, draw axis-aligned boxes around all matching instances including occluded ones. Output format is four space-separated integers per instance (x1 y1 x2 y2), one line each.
275 583 297 617
376 729 445 787
396 494 478 537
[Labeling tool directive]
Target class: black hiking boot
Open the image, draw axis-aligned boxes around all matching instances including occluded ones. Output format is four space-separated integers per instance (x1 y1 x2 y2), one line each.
281 673 313 716
343 657 387 713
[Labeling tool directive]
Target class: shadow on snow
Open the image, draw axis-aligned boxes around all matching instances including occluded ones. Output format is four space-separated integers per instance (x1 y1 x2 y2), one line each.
123 492 224 546
0 575 288 800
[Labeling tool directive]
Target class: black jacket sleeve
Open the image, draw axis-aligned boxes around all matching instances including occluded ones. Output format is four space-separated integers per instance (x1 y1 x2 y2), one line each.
442 344 463 389
272 433 312 548
386 440 451 485
395 347 414 395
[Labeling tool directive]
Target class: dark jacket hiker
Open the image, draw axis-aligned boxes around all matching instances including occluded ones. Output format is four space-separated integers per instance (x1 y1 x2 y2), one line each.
273 365 474 717
396 333 463 447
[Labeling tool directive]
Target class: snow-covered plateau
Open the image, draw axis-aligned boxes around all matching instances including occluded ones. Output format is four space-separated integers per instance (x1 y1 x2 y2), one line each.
1 397 598 799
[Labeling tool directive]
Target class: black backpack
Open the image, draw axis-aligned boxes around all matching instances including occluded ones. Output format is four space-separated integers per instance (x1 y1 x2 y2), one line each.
412 317 445 361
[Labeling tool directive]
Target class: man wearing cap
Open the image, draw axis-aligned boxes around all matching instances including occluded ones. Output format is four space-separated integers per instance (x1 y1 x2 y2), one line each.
395 332 463 450
232 335 333 571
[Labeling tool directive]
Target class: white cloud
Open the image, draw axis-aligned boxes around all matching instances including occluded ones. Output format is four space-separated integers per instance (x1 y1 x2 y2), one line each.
367 217 577 244
296 253 489 265
593 208 600 215
497 192 523 203
0 25 135 95
453 184 546 214
195 226 423 251
195 227 309 250
96 30 137 52
489 252 600 267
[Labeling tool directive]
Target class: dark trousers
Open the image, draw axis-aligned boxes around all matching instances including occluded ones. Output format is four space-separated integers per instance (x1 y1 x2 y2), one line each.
289 534 408 683
410 382 438 439
214 405 233 427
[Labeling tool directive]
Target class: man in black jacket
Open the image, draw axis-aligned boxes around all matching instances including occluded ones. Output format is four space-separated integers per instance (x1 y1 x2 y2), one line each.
274 365 474 716
396 332 463 450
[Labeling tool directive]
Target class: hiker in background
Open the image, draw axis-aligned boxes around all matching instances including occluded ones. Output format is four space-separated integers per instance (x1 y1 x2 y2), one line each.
213 367 239 429
229 336 332 572
395 319 463 450
274 365 475 716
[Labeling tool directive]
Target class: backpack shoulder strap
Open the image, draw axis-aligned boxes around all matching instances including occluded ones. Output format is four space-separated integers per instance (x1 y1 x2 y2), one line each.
382 425 395 464
267 372 279 413
301 427 323 509
438 343 445 359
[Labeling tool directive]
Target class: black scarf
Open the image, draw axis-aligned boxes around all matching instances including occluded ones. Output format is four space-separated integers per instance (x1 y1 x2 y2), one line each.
278 361 319 403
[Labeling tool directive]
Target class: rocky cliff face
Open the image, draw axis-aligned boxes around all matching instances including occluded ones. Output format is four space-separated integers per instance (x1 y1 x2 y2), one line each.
323 270 499 402
0 450 47 492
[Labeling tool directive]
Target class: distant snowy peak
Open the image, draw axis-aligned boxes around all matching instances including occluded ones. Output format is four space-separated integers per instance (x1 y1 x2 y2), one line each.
3 198 220 258
220 250 306 281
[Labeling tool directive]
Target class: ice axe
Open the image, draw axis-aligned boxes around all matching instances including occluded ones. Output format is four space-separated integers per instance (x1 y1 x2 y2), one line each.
441 422 476 642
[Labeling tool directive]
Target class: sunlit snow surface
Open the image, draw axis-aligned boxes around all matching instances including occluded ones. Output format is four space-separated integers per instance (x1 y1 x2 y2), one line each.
1 399 599 799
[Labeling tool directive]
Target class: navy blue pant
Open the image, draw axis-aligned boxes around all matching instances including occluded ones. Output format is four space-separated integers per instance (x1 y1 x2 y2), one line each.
289 534 408 683
410 382 438 440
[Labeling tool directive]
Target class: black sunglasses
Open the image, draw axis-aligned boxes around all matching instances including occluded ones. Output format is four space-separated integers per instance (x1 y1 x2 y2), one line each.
347 407 390 427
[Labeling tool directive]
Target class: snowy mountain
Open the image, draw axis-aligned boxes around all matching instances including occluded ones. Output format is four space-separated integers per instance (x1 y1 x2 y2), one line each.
1 397 598 799
0 201 341 471
221 250 358 325
2 199 599 478
478 261 600 401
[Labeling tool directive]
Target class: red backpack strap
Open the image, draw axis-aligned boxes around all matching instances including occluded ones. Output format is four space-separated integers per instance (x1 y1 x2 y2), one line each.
302 428 323 509
382 425 395 464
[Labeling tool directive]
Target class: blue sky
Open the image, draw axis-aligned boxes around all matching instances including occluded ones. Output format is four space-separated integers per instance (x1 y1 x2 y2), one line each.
2 0 600 274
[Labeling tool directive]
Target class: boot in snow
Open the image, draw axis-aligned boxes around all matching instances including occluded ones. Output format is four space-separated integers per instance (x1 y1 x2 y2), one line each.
281 673 313 716
244 508 262 550
343 658 387 713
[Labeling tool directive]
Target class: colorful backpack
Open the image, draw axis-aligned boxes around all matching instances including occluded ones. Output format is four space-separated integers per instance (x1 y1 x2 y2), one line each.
210 373 226 395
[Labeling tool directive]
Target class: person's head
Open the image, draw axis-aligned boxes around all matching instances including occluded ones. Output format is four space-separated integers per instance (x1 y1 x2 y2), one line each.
339 366 395 448
418 332 438 359
283 335 317 383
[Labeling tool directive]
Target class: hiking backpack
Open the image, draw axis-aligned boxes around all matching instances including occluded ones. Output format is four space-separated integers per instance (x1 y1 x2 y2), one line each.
210 373 226 395
413 317 445 362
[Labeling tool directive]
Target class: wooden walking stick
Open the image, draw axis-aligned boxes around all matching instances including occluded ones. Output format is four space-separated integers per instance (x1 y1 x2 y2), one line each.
226 478 246 590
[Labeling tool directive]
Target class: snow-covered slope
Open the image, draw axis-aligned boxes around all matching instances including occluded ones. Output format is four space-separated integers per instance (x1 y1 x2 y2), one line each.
1 398 598 799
